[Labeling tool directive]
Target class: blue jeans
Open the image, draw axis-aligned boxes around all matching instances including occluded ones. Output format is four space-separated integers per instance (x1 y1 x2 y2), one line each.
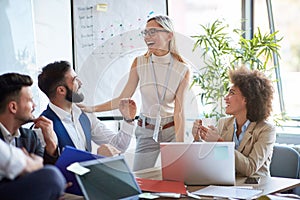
0 165 66 200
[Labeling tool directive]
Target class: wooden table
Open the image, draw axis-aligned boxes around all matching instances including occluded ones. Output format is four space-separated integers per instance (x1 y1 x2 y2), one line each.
63 166 300 199
134 167 300 198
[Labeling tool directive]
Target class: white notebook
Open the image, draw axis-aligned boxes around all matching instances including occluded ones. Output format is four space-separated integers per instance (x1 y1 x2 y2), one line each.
193 185 263 199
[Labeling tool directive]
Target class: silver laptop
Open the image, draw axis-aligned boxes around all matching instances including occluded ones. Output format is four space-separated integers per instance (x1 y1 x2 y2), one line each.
160 142 235 185
75 155 142 200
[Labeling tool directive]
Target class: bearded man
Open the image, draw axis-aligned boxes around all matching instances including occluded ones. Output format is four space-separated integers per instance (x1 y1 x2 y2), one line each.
38 61 136 158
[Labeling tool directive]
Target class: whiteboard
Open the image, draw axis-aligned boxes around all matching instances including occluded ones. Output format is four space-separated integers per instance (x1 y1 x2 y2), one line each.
71 0 204 120
71 0 167 116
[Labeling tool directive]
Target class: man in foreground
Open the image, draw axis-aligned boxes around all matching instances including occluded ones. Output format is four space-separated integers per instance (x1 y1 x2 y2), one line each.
0 72 66 199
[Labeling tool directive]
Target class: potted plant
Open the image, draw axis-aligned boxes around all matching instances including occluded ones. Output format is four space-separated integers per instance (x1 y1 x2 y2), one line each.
191 19 282 122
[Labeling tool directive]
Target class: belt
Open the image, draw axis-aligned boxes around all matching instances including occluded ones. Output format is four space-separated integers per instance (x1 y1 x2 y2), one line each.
137 119 174 130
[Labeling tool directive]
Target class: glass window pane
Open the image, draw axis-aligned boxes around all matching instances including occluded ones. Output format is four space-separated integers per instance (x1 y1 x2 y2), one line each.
254 0 300 124
168 0 241 134
168 0 241 36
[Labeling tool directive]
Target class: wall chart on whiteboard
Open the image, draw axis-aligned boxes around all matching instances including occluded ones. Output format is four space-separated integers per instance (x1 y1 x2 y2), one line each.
71 0 167 116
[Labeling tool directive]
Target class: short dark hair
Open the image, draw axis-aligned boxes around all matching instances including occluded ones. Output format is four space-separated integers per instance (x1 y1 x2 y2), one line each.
229 66 274 122
0 73 33 113
38 61 71 99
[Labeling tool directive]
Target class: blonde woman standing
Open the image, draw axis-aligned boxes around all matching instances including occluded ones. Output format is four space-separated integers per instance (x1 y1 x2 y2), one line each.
80 15 190 171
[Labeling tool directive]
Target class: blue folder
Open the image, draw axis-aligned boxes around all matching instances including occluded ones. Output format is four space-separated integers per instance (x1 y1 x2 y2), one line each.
55 146 104 195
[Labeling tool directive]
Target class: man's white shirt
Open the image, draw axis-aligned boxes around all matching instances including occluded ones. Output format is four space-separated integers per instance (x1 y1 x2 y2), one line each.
0 138 26 181
37 102 135 153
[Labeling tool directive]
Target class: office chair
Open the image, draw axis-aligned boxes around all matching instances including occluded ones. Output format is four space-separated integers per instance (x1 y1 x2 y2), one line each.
270 144 300 195
270 144 300 178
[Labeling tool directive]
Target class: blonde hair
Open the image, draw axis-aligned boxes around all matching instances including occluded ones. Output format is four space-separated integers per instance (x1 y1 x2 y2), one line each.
144 15 184 63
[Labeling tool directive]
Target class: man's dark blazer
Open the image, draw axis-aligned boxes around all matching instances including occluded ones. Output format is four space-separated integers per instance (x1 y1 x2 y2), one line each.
0 127 57 164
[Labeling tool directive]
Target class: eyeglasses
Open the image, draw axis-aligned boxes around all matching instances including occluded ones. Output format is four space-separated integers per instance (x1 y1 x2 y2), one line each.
141 28 169 37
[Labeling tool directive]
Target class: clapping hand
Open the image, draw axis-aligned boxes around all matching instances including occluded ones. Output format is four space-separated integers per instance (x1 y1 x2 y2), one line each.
199 125 219 142
192 119 202 141
97 144 121 157
192 119 223 142
119 98 137 121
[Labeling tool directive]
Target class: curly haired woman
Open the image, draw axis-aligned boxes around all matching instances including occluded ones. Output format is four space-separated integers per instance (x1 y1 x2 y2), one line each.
193 66 275 176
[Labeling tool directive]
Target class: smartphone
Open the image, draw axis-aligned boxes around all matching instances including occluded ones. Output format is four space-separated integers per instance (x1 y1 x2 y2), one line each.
244 176 261 184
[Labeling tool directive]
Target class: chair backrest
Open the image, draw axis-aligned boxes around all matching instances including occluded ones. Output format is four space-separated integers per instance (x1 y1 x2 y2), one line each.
270 145 300 179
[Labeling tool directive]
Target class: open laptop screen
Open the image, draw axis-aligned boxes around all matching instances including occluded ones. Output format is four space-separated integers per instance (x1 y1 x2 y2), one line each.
75 155 141 200
160 142 235 186
55 146 103 195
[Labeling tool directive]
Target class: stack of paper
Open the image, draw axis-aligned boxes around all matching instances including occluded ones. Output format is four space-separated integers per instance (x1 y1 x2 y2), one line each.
193 185 263 199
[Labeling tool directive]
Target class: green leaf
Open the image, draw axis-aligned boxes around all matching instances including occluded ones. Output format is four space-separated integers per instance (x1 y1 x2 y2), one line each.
191 19 281 121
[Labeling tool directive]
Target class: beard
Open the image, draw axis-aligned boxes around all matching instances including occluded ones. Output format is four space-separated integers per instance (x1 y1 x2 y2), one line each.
65 85 84 103
17 112 35 125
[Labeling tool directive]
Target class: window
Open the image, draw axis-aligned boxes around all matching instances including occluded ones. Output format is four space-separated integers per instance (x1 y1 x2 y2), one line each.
168 0 242 135
254 0 300 127
169 0 300 130
0 0 72 120
168 0 241 37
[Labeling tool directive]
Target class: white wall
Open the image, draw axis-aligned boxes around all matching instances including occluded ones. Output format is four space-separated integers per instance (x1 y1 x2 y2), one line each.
32 0 73 114
33 0 73 67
